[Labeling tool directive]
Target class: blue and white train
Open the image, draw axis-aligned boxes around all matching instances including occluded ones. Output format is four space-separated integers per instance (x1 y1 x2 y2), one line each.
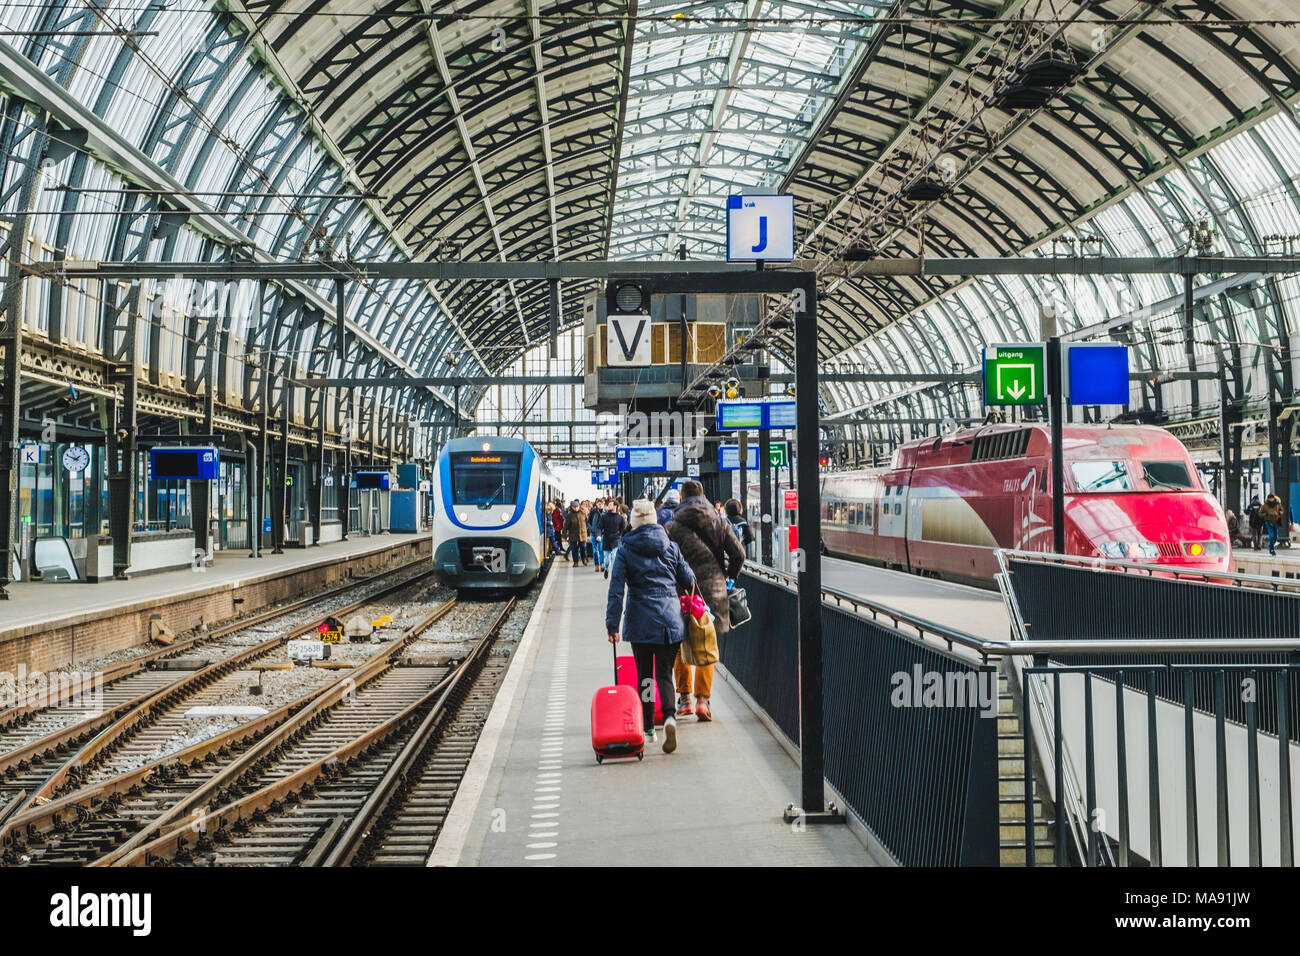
431 436 560 590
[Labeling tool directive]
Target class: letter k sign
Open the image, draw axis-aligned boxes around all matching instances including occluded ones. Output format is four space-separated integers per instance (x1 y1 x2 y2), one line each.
607 314 651 366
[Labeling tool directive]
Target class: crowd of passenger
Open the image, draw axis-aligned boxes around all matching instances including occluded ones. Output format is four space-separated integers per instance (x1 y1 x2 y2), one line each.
549 482 753 755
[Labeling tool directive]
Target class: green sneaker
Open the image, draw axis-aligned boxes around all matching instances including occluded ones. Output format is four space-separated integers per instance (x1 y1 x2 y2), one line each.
644 728 656 743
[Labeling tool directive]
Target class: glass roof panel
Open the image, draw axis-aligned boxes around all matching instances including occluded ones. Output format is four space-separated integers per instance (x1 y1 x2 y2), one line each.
609 0 889 260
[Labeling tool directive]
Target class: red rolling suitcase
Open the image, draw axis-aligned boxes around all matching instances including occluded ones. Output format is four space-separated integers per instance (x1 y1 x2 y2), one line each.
592 645 644 763
616 654 664 725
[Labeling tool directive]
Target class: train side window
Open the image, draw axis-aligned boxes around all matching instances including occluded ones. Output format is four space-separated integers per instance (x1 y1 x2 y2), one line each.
1039 468 1048 492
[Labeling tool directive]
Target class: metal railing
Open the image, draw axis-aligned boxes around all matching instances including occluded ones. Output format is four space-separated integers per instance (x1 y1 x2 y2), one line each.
734 567 999 866
997 549 1300 866
736 561 1300 867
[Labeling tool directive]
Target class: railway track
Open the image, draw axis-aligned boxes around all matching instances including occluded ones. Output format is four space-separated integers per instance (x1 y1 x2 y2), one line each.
0 557 435 811
108 597 525 866
0 564 447 863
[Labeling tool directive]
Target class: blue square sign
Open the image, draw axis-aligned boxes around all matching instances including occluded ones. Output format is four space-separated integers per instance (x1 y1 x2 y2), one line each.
1066 344 1129 406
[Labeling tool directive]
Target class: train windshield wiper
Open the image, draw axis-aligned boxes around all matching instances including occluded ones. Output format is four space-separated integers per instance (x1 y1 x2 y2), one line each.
1082 462 1127 491
1142 466 1181 491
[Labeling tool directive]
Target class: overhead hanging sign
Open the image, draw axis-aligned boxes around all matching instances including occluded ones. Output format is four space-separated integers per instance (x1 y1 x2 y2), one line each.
715 397 799 431
615 445 685 473
726 194 795 262
1066 343 1130 406
718 444 760 471
982 344 1047 406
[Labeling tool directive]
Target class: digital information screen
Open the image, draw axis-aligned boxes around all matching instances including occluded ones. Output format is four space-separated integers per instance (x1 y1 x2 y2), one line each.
150 446 219 481
765 399 796 429
716 402 764 430
718 445 760 471
627 447 666 470
355 471 391 490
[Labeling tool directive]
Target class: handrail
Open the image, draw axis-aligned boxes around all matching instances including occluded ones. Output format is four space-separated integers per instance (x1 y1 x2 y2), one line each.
996 547 1300 594
997 571 1096 867
742 563 1300 657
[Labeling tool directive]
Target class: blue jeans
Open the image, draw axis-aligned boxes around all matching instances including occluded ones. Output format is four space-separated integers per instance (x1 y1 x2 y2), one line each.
1267 523 1279 554
592 536 604 567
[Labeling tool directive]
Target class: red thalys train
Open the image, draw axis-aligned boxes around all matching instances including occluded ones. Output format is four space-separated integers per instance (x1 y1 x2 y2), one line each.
760 423 1230 587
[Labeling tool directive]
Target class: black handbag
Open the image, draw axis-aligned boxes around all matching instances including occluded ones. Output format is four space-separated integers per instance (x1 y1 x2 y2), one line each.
728 587 751 628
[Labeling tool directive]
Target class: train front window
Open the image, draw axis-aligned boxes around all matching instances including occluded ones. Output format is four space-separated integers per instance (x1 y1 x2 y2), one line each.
1140 460 1195 491
1070 460 1132 492
449 452 521 507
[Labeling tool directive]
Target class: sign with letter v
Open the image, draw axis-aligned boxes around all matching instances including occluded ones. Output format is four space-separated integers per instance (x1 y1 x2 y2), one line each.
607 313 652 366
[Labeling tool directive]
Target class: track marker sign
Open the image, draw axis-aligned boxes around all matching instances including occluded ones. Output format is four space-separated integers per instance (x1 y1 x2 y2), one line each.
606 313 652 366
983 344 1046 405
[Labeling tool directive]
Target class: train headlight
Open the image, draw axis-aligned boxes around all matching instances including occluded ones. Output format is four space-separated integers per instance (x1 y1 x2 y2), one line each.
1101 541 1158 559
500 511 511 522
1184 540 1226 557
1186 542 1204 557
458 511 467 522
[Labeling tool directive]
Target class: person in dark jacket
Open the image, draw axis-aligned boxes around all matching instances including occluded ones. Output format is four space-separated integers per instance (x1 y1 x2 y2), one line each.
1262 493 1285 556
724 498 754 550
565 501 589 566
1248 495 1263 550
588 497 605 572
657 488 680 525
667 480 745 722
551 500 567 558
606 499 697 752
597 498 627 579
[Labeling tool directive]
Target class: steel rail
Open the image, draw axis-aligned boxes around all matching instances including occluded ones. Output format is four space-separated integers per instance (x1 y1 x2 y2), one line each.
90 597 463 866
112 601 515 866
0 565 440 831
0 554 429 733
318 599 516 866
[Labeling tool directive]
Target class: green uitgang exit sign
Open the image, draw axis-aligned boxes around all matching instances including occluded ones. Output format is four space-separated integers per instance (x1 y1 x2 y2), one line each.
770 441 788 468
983 343 1047 405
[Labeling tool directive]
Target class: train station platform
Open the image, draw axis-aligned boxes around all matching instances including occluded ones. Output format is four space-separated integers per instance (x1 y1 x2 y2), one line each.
0 533 430 674
432 561 879 867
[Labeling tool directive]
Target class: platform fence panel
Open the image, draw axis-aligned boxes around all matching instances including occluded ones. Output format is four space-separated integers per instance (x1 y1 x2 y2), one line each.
729 571 999 866
1006 558 1300 742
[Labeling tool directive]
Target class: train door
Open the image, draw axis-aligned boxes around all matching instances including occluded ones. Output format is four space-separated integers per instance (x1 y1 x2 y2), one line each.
878 475 909 567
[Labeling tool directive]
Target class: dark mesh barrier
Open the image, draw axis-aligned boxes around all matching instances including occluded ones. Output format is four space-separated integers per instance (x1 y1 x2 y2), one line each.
1007 558 1300 742
726 571 999 866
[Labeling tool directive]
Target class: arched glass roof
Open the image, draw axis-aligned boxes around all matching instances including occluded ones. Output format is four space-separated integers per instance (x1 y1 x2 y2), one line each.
2 0 1299 453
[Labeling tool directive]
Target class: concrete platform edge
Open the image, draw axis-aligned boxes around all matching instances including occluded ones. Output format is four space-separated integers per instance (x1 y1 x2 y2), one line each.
0 534 422 640
714 662 899 867
427 565 559 867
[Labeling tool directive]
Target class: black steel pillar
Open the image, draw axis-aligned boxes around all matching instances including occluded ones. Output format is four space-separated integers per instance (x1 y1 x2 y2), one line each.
1219 364 1242 519
793 273 825 816
738 429 748 517
311 411 324 546
1047 336 1066 555
339 433 352 542
108 367 137 578
271 415 287 554
192 311 217 560
760 424 772 566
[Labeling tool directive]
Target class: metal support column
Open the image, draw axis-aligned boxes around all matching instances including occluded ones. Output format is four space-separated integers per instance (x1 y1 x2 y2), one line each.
311 411 324 546
271 415 287 554
191 310 217 561
793 273 832 821
759 424 772 566
1047 336 1066 555
108 367 137 578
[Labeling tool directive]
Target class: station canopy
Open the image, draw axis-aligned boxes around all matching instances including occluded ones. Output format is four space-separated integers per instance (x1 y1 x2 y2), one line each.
2 0 1299 428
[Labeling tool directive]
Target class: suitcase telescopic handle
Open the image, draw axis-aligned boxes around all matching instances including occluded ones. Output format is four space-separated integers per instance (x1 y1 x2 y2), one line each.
612 638 619 685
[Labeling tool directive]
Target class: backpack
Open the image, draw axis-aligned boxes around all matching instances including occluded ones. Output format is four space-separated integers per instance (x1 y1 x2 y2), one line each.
729 517 753 548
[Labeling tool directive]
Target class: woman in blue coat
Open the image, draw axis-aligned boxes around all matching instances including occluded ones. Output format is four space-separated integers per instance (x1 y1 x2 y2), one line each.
606 499 697 754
